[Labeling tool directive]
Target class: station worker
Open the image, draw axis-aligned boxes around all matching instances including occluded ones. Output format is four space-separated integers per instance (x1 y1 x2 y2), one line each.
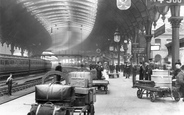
145 62 152 80
96 61 104 80
55 63 62 84
6 73 13 95
139 62 145 80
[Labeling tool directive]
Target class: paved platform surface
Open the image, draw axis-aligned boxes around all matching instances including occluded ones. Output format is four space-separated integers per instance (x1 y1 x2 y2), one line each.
0 73 184 115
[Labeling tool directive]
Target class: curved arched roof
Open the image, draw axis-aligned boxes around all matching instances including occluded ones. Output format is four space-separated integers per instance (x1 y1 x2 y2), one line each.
0 0 158 55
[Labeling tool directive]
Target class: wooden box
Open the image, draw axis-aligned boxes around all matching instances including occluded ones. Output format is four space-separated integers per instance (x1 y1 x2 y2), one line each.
152 70 169 76
151 75 172 88
70 78 88 88
67 72 93 87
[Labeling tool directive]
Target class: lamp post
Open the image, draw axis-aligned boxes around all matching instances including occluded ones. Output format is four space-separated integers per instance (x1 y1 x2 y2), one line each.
109 45 114 64
114 29 121 65
123 39 128 63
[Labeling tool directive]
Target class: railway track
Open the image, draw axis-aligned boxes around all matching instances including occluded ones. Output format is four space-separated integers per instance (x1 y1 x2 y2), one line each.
0 67 81 97
0 78 43 96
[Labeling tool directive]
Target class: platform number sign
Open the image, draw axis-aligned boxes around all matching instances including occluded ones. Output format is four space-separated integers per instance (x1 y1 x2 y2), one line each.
151 0 184 6
116 0 131 10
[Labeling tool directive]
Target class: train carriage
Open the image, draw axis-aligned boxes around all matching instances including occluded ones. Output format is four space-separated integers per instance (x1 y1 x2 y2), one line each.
0 54 51 80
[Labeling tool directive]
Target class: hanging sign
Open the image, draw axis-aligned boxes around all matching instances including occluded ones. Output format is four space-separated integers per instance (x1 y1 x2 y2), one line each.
154 24 165 38
150 0 184 6
116 0 131 10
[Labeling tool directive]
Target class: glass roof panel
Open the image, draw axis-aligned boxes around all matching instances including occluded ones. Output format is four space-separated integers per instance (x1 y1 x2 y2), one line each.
17 0 98 53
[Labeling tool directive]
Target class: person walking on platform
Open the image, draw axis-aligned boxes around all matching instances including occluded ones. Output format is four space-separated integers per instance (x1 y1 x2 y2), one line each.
6 73 13 95
120 63 124 72
115 63 120 78
125 62 131 79
145 62 152 80
139 62 145 80
109 64 115 73
132 64 137 88
96 61 104 80
55 63 62 84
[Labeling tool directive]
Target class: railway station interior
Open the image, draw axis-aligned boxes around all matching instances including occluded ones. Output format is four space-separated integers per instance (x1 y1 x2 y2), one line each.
1 0 184 115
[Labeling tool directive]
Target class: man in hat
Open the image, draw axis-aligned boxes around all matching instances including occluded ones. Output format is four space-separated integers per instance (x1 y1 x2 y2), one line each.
55 63 62 84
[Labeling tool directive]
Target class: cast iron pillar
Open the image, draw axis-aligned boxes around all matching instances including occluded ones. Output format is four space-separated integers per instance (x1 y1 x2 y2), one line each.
145 35 153 62
10 44 15 55
168 5 183 69
21 48 24 56
117 42 121 65
123 44 128 63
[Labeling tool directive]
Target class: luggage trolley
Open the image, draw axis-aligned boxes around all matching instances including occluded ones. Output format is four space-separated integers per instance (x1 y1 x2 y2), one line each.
27 70 95 115
134 80 181 102
90 69 109 94
92 80 109 94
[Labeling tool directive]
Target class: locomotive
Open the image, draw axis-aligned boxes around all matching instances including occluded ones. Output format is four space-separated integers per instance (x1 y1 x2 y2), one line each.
0 54 51 80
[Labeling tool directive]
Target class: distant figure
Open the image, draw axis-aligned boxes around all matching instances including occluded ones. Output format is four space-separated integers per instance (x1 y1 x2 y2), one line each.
115 64 120 78
120 63 124 72
109 64 115 73
55 63 62 84
145 62 152 80
125 62 131 79
96 61 104 80
132 64 137 88
6 73 13 95
102 62 110 80
139 62 145 80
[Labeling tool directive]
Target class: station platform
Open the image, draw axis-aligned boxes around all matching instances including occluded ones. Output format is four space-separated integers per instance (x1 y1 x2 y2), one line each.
0 73 184 115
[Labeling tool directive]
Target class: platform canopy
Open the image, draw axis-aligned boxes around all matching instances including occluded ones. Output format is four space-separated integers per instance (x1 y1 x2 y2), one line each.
0 0 163 55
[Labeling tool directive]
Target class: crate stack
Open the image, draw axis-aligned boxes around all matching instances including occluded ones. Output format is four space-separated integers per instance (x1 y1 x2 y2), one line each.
151 70 172 88
67 71 96 106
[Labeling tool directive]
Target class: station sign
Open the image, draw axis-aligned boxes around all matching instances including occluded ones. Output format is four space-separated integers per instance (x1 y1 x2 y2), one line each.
154 24 165 38
132 48 145 53
150 0 184 6
137 53 146 57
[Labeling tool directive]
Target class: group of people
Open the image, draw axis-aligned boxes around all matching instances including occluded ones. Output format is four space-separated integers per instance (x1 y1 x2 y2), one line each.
139 61 153 81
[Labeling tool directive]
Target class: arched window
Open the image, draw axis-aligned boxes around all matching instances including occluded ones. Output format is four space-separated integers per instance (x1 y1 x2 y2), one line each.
155 54 162 62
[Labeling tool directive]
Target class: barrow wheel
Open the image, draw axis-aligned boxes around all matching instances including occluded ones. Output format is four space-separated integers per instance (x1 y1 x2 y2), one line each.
150 92 156 102
137 89 142 99
88 104 95 115
173 91 181 102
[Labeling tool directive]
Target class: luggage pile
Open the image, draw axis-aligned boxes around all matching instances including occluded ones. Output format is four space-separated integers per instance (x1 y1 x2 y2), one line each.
27 84 75 115
27 70 96 115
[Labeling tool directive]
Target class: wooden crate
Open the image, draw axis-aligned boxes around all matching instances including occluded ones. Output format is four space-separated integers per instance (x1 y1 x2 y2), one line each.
151 75 172 88
67 72 93 87
152 70 170 76
70 78 88 88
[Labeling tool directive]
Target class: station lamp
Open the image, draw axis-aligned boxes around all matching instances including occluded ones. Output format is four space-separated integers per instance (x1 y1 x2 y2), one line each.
116 0 131 10
114 29 121 43
114 28 121 65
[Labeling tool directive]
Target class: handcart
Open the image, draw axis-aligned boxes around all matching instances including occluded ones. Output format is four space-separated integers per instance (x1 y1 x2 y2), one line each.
134 80 181 102
92 80 109 94
27 70 95 115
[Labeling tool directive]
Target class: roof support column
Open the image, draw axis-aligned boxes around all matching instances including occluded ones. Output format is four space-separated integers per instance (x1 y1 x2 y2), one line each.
145 19 153 62
10 44 14 55
145 35 152 62
21 48 24 56
132 28 138 64
168 5 183 69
